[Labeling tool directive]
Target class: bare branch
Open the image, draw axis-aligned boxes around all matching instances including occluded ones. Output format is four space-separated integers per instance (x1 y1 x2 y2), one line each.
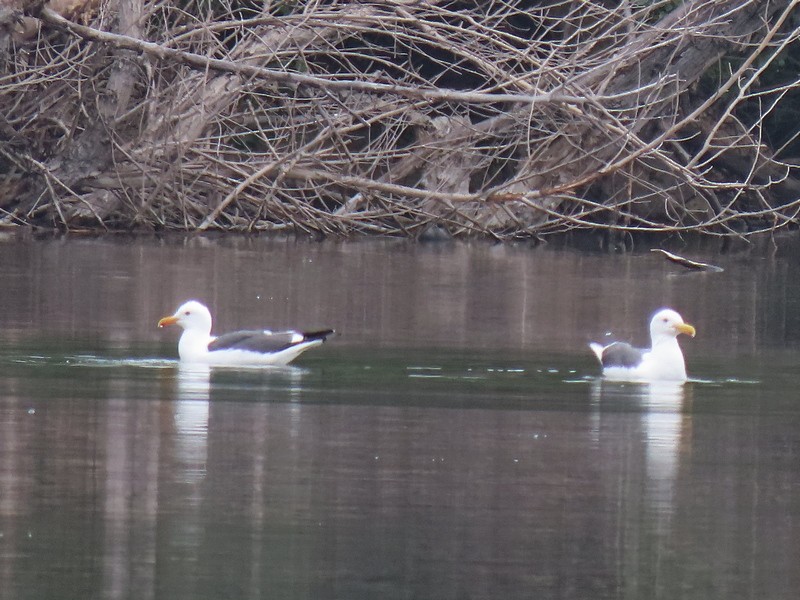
0 0 798 238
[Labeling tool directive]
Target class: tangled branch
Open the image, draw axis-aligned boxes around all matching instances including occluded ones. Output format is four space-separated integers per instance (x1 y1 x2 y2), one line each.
2 0 800 238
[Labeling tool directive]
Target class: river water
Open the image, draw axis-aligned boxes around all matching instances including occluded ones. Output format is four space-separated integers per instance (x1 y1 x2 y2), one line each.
0 233 798 600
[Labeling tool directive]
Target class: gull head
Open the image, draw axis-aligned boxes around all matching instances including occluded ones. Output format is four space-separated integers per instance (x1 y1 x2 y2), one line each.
158 300 213 334
649 308 696 341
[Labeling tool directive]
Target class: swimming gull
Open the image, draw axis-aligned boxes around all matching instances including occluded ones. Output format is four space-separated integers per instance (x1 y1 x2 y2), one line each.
158 300 334 366
589 308 695 382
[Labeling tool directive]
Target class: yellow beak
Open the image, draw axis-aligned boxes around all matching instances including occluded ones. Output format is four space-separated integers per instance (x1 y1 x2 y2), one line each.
158 315 179 328
676 323 696 337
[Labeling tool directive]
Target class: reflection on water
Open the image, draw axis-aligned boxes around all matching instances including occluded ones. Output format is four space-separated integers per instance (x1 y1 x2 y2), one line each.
175 365 210 487
590 378 687 407
177 363 211 401
0 236 800 600
591 380 688 518
590 379 693 600
644 406 684 505
640 383 687 504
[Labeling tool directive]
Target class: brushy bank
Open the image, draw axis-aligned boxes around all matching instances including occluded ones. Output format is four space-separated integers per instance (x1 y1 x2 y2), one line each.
2 0 800 239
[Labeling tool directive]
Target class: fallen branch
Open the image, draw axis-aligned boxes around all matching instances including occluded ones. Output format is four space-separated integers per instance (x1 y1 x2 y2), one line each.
650 249 724 272
38 7 584 108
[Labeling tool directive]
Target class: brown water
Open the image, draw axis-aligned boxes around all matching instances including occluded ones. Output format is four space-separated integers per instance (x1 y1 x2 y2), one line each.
0 234 799 600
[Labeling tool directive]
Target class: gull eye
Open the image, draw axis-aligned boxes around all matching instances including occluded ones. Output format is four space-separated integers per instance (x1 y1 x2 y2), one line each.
184 311 191 316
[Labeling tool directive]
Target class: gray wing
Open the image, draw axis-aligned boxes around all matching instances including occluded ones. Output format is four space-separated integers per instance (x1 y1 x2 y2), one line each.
208 329 334 354
599 342 645 368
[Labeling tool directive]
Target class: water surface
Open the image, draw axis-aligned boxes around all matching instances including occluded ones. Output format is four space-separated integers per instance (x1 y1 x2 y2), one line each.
0 234 799 599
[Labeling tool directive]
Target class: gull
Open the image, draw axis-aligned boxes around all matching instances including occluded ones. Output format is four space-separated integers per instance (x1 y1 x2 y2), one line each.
589 308 695 382
158 300 334 366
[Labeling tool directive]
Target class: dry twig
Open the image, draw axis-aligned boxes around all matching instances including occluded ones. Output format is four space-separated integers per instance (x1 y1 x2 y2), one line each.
1 0 799 238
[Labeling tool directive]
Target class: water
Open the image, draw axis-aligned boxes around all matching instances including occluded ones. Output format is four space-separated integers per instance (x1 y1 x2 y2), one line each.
0 234 799 599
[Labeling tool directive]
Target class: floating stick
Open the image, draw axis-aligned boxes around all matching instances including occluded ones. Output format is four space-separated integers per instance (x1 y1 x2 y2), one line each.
650 249 724 272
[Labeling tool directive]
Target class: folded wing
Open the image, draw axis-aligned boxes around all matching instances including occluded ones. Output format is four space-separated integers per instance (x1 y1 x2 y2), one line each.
595 342 645 368
208 329 335 354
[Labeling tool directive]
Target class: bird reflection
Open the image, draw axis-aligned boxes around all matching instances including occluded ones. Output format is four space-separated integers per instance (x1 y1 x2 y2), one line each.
170 363 310 473
640 382 688 514
176 363 211 401
590 380 690 520
174 362 309 404
173 364 211 484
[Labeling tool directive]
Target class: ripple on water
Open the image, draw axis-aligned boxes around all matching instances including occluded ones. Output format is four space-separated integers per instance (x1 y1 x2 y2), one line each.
64 355 178 369
406 364 532 382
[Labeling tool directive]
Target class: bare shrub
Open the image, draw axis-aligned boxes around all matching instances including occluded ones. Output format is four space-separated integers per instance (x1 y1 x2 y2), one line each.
2 0 800 238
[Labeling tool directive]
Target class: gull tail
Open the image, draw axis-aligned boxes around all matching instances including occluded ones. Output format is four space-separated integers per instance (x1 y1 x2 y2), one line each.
304 329 335 342
589 342 605 363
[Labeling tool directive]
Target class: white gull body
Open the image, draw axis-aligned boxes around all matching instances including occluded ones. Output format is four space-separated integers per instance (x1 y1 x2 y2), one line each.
158 300 334 366
589 308 696 382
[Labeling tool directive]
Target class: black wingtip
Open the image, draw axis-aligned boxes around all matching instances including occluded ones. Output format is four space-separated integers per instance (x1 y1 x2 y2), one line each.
305 329 336 342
